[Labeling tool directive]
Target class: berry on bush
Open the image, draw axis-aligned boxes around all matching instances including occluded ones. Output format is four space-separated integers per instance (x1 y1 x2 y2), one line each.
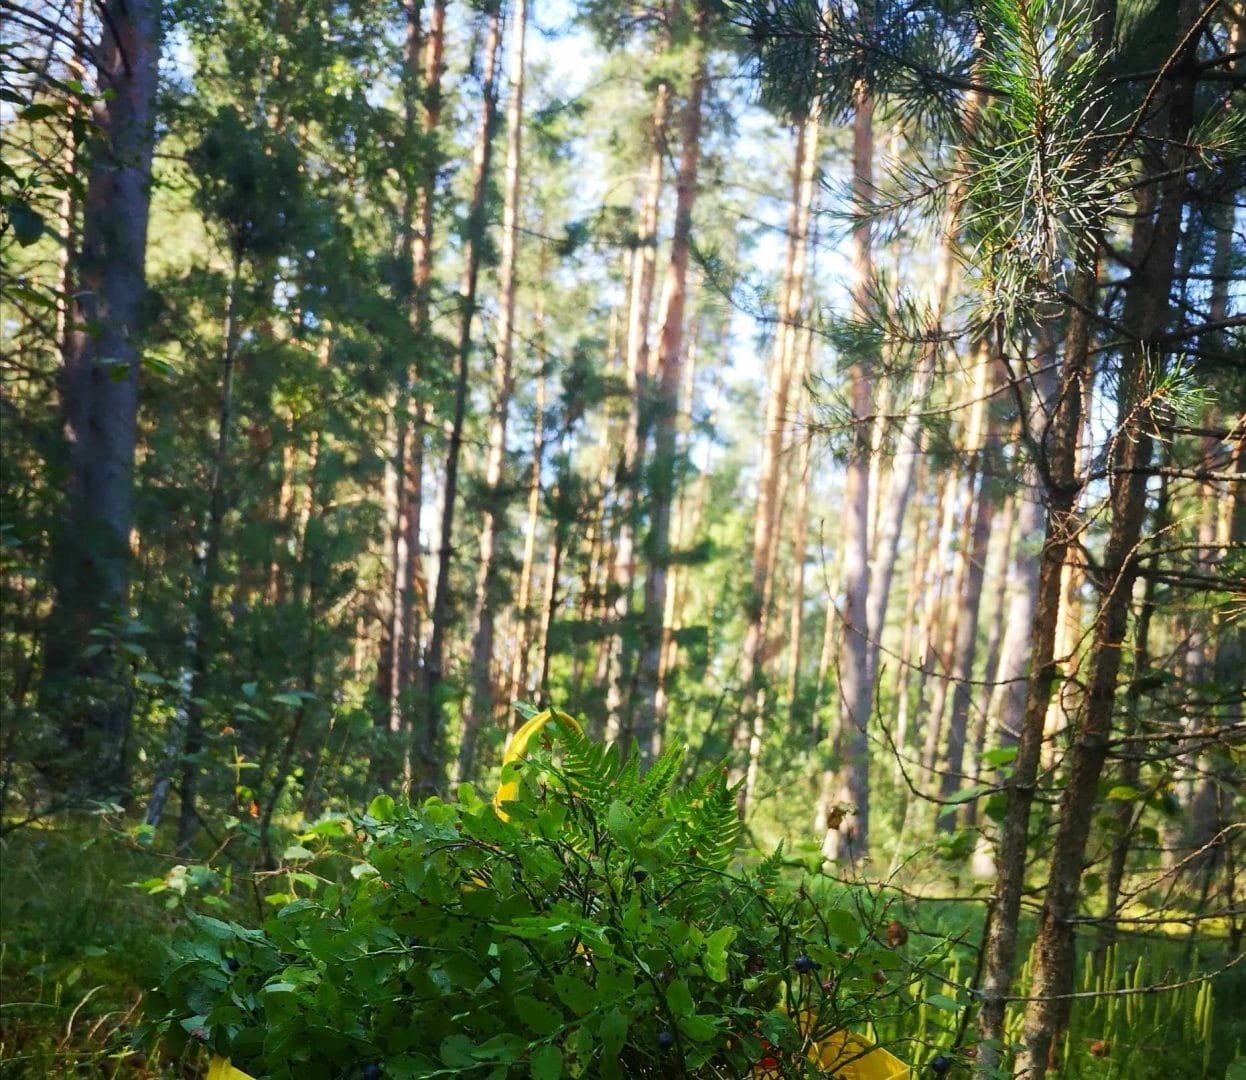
930 1053 952 1074
657 1030 675 1050
793 954 817 974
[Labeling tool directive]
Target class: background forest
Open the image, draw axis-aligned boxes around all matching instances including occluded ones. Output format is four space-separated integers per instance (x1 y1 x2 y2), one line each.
1 0 1243 1076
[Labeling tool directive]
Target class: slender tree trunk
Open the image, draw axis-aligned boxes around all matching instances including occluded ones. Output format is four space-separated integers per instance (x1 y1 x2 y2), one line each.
921 343 991 778
824 83 875 863
459 0 528 783
786 327 816 719
507 307 548 719
605 79 671 742
633 15 706 763
734 108 820 814
41 0 161 799
143 248 242 837
1100 469 1167 946
936 435 997 827
964 486 1015 836
975 273 1100 1078
416 3 502 794
865 77 983 692
374 0 444 789
1017 10 1201 1066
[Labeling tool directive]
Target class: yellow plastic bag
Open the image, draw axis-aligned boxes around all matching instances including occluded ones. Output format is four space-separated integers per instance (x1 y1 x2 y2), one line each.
804 1028 910 1079
207 1057 255 1080
493 707 582 818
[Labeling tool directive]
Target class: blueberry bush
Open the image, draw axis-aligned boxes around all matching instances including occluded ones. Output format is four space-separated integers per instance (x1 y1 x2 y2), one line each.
137 719 931 1077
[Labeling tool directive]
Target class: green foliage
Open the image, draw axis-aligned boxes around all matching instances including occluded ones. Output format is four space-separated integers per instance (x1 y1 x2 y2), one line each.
138 727 924 1078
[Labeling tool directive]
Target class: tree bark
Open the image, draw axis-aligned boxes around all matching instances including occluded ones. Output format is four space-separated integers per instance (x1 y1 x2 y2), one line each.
823 83 874 863
416 2 502 795
632 13 706 764
936 432 998 827
734 108 820 814
40 0 161 799
1016 6 1203 1065
459 0 528 783
507 298 548 721
605 79 670 743
975 272 1100 1079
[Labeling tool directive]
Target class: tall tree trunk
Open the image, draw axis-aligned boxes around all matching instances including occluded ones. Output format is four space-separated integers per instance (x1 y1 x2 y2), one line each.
936 433 997 828
865 76 983 692
605 79 670 743
824 83 875 863
507 301 548 720
786 327 816 719
374 0 445 788
1017 8 1202 1067
1099 468 1167 946
920 343 991 778
633 14 707 762
459 0 528 783
416 2 502 795
734 108 820 814
975 271 1101 1080
40 0 161 799
143 248 243 838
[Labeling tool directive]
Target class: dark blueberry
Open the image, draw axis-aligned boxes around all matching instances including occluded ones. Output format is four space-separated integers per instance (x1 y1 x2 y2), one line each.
406 936 420 948
930 1054 952 1074
226 956 240 972
657 1030 675 1050
793 955 818 975
633 869 649 883
361 1065 383 1080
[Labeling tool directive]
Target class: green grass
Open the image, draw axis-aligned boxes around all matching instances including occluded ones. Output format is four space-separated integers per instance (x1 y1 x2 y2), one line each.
0 820 219 1077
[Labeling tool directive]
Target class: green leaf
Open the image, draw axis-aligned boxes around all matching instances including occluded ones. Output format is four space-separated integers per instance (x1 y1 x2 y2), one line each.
440 1034 475 1067
925 994 961 1012
598 1008 627 1058
981 745 1017 768
553 974 597 1016
944 783 993 805
665 978 694 1019
1106 785 1140 801
367 794 395 821
516 998 564 1036
19 102 62 122
530 1043 563 1080
704 925 735 982
678 1014 718 1042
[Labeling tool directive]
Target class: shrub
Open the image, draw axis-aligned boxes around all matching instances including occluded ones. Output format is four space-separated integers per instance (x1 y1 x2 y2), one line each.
138 716 918 1078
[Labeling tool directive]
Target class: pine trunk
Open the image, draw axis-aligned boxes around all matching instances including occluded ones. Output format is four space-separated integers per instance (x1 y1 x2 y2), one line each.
734 108 820 814
41 0 161 799
605 80 670 743
824 84 874 863
416 3 502 794
1017 9 1202 1066
459 0 528 783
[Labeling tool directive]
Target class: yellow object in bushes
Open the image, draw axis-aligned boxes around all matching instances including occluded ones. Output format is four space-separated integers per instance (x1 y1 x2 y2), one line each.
493 707 583 818
207 1058 254 1080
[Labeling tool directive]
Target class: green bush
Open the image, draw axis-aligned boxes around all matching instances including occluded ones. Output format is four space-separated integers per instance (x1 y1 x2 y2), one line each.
137 722 925 1078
